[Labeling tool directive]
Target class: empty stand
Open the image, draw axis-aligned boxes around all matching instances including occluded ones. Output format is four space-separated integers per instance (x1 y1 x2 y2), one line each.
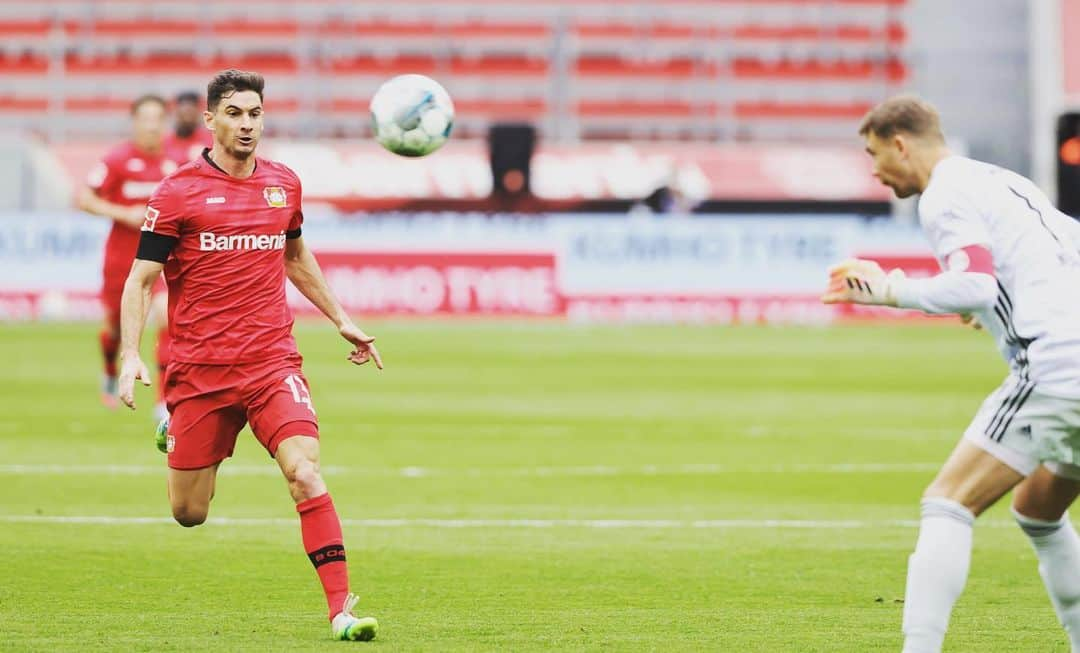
1 0 908 142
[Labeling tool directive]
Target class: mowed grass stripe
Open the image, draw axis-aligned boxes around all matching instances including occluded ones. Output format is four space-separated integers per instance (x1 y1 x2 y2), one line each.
0 461 942 476
0 514 1024 529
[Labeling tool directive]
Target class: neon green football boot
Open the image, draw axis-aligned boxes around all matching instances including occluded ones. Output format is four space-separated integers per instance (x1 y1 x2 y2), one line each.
154 417 169 454
331 593 378 642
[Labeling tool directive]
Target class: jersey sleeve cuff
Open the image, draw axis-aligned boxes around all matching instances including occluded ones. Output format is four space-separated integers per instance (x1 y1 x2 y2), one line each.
286 227 301 239
890 275 920 310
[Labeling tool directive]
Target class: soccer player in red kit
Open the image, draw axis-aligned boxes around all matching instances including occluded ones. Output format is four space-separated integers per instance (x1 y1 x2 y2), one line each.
165 90 214 162
76 94 181 418
140 91 213 417
116 70 382 642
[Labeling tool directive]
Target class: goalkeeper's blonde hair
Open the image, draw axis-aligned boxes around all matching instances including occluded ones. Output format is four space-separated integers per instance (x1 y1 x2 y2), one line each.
859 96 945 143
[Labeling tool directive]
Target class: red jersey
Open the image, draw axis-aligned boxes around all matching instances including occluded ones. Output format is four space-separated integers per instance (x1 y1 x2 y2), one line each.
142 153 304 365
88 142 183 281
165 130 215 163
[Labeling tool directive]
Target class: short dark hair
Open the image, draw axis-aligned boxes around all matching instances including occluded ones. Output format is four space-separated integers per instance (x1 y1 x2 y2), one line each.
858 95 945 142
175 90 201 106
206 69 265 112
131 94 166 115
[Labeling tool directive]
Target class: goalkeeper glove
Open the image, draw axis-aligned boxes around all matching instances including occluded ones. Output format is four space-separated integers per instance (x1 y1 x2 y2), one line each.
821 258 906 306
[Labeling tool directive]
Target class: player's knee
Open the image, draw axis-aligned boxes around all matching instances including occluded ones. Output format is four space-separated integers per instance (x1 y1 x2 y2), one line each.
1012 494 1069 523
922 478 954 502
921 483 982 515
1011 491 1040 519
285 458 325 500
172 503 208 527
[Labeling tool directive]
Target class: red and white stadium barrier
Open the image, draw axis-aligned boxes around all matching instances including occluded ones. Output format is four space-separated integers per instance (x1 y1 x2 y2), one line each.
0 212 943 324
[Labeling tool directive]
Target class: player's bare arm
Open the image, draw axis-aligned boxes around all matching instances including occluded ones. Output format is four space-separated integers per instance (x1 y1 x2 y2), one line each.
76 186 146 228
117 258 165 408
284 236 383 369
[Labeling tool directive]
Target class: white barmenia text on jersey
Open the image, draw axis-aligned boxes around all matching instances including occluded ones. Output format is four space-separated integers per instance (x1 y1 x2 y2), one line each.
199 232 288 251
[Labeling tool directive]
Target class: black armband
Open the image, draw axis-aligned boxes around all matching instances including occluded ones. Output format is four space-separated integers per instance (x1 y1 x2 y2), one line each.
136 231 179 263
286 227 302 239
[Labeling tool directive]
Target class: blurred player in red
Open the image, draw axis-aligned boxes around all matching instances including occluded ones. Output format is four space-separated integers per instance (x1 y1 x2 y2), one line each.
143 91 214 406
165 90 214 162
117 70 382 642
77 94 182 419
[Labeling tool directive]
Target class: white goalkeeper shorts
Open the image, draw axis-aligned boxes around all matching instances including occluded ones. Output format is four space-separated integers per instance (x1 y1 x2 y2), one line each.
963 373 1080 481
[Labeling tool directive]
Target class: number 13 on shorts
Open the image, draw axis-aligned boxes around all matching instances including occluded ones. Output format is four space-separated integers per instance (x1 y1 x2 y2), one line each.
284 374 315 414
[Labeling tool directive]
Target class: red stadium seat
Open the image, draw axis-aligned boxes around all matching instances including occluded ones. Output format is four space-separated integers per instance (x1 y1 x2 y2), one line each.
61 53 298 75
576 100 718 118
56 95 298 114
573 22 638 40
0 54 48 74
454 98 548 120
732 57 905 81
0 96 48 112
734 101 874 119
648 22 697 39
575 56 711 79
0 20 51 37
733 25 824 40
324 97 546 120
732 22 906 44
63 19 200 38
63 97 130 112
317 20 439 38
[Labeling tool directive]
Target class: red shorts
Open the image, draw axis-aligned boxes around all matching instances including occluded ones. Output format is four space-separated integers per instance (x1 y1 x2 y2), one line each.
101 273 166 328
164 354 319 470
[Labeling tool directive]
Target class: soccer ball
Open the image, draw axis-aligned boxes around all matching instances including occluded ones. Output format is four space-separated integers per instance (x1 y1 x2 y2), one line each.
370 74 454 157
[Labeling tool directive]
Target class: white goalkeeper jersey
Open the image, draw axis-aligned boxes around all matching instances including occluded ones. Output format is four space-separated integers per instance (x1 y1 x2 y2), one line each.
918 155 1080 398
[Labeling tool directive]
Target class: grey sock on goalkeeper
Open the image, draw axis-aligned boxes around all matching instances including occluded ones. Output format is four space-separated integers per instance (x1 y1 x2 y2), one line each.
902 497 975 653
1013 509 1080 652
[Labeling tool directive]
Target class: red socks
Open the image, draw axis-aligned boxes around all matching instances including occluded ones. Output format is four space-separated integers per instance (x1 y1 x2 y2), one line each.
99 329 119 378
297 493 349 621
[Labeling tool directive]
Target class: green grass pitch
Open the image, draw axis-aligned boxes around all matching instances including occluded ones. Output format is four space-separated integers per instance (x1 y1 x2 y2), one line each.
0 321 1069 651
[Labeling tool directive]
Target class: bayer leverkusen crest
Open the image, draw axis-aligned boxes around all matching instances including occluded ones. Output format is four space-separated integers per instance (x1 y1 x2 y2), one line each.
263 186 287 208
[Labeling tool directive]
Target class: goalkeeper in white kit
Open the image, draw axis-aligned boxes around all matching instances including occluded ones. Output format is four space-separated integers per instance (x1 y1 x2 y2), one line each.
824 95 1080 653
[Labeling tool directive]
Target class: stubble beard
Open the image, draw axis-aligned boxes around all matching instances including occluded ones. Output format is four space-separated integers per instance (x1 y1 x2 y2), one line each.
224 143 255 161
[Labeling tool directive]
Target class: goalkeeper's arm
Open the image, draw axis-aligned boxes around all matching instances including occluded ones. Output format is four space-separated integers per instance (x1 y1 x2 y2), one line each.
822 245 997 314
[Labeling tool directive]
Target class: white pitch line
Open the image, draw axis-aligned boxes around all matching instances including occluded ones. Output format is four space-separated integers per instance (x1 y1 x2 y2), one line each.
0 462 941 478
0 515 1018 529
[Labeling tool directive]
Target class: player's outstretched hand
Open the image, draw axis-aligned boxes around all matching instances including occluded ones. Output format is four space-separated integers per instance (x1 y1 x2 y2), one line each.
821 258 903 307
340 323 384 370
117 352 152 410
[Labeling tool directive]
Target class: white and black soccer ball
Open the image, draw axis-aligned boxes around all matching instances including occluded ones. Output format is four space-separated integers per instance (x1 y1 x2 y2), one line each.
370 74 454 157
